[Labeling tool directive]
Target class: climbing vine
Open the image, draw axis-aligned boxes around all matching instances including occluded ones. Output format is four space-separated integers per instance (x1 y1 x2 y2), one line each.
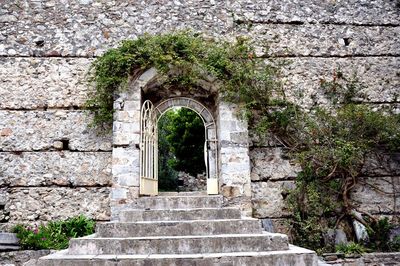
86 32 400 252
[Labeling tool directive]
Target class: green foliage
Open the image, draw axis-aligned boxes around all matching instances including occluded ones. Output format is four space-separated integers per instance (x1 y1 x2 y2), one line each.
336 242 367 255
158 108 205 191
86 31 282 126
164 108 205 176
366 217 400 252
158 110 178 191
284 74 400 251
12 215 95 250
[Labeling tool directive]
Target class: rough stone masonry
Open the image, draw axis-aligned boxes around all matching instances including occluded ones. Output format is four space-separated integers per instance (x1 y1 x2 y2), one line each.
0 0 399 233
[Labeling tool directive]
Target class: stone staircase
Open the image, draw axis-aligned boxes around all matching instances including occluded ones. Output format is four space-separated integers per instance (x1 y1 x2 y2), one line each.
38 193 317 265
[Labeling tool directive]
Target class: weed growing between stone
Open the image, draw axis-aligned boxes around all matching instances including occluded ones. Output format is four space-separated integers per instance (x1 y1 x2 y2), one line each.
86 32 400 252
12 215 95 250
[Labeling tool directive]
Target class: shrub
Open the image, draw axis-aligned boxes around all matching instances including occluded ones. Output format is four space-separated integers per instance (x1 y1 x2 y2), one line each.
366 217 400 252
12 215 95 250
336 242 367 255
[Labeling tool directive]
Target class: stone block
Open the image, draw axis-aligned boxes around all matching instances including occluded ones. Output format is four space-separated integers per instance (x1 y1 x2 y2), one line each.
251 181 294 218
0 111 112 151
249 130 281 148
351 176 400 215
221 185 243 198
111 188 128 200
362 152 400 177
250 148 301 181
68 233 289 255
129 195 223 210
7 187 110 223
97 219 262 237
230 0 399 25
112 147 140 167
0 58 92 109
0 1 230 57
116 174 139 187
280 57 400 108
0 233 18 245
232 24 400 57
0 250 53 266
119 208 242 222
0 151 111 187
221 161 250 174
114 110 140 123
123 101 141 112
112 165 139 176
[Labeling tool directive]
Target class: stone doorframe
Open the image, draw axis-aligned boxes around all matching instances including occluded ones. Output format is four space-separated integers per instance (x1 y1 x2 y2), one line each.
110 68 252 219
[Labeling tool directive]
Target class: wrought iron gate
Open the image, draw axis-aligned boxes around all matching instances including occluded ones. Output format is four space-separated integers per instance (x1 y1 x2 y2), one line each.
139 100 158 196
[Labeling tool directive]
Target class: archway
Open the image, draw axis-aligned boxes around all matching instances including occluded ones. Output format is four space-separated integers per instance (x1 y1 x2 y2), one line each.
139 97 218 196
111 68 252 218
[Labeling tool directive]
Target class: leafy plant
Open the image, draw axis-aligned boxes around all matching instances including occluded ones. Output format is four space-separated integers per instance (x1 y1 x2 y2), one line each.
12 215 95 250
85 31 283 127
366 217 400 252
336 242 367 255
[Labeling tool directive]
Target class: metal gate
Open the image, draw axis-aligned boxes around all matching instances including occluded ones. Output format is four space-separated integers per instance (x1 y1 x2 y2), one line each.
139 100 158 196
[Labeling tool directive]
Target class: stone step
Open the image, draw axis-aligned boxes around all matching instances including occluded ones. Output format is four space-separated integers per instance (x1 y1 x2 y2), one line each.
125 195 223 210
97 219 263 237
38 245 318 266
68 232 289 255
0 244 20 251
0 233 19 245
119 207 241 222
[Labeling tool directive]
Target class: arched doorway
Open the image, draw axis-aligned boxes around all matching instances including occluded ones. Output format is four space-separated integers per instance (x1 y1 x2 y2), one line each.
139 97 218 196
111 67 252 218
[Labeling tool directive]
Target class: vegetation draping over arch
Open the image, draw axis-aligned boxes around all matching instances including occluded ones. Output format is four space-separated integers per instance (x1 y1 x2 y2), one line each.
85 31 281 126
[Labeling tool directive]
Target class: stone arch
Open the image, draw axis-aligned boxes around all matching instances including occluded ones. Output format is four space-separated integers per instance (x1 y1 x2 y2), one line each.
111 67 252 218
155 97 219 192
155 97 216 139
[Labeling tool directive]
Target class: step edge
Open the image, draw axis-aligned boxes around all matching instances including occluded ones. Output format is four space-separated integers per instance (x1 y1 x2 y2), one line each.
71 232 287 241
99 218 259 225
121 207 237 212
40 245 316 261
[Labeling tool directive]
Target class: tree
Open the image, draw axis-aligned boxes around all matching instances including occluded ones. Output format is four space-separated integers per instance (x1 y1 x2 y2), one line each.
158 108 205 191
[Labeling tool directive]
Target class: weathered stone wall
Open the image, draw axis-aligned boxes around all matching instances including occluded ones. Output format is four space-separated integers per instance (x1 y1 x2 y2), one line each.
0 249 54 266
0 0 399 229
322 252 400 266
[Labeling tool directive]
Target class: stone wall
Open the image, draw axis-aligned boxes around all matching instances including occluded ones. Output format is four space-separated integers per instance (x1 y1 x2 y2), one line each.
322 252 400 266
0 0 399 229
0 249 54 266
